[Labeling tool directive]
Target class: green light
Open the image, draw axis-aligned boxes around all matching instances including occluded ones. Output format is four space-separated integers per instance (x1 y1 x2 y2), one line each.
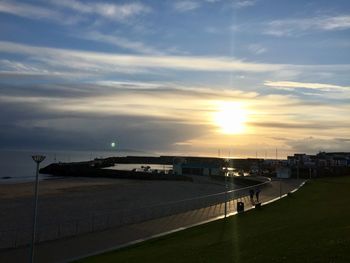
111 142 116 148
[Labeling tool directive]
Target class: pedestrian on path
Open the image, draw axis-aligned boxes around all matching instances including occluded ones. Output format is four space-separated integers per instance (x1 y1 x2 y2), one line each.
255 187 261 203
249 188 255 203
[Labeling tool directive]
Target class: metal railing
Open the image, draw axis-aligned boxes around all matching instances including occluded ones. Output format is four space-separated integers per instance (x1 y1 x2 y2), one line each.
0 177 271 250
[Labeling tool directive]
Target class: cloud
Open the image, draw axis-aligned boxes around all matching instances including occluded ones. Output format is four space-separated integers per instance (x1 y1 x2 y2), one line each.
262 82 350 107
0 80 258 121
232 0 257 8
51 0 151 21
1 77 349 155
247 44 267 55
0 114 211 152
286 137 350 154
0 59 43 73
173 1 201 12
78 31 164 55
0 0 71 23
0 0 151 25
248 120 350 131
201 0 257 9
0 41 283 76
2 41 350 93
264 15 350 36
0 59 101 79
264 81 349 92
0 80 249 152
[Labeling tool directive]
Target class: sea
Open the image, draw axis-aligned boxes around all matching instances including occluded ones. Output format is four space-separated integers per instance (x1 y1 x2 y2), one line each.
0 149 159 184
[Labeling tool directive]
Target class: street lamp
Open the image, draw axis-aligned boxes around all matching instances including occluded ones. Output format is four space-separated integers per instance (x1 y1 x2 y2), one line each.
30 155 45 263
223 165 229 218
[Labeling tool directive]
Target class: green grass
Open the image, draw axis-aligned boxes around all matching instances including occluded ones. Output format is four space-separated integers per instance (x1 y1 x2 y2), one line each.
75 177 350 263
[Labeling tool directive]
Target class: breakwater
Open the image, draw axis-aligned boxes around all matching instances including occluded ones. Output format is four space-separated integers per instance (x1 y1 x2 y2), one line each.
39 160 192 182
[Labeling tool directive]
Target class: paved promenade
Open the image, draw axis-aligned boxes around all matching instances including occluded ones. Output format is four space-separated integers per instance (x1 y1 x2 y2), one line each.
0 178 305 263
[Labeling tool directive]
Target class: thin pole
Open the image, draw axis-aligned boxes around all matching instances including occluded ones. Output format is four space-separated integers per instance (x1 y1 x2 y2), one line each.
309 168 312 179
297 161 300 180
275 148 281 198
224 175 227 218
276 148 278 160
30 162 40 263
279 178 282 199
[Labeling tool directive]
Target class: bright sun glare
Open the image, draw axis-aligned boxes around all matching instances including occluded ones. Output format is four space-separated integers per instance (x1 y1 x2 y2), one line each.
214 102 247 134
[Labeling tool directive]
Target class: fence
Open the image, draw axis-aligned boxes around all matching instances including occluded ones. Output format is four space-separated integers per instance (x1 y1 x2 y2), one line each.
0 177 271 250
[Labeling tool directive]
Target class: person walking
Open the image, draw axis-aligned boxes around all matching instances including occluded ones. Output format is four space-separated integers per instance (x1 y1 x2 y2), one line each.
249 189 255 204
255 187 261 203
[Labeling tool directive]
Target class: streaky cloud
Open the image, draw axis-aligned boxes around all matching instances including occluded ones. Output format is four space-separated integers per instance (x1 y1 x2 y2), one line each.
232 0 257 8
51 0 151 21
0 41 283 74
173 1 201 12
264 80 350 91
287 137 350 153
78 31 164 55
248 120 350 130
0 0 71 23
264 15 350 37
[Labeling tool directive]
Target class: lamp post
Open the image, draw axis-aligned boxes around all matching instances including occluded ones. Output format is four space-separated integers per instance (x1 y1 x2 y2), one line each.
223 164 229 218
279 178 282 199
30 155 45 263
224 173 228 218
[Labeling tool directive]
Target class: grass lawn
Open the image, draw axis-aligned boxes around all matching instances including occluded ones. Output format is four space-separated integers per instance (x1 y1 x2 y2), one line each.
75 177 350 263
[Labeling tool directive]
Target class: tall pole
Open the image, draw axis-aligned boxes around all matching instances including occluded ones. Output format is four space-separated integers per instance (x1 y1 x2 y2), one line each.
30 162 40 263
275 148 282 198
224 174 228 218
279 178 282 199
30 155 45 263
276 148 278 160
297 161 300 180
172 157 176 175
309 167 312 180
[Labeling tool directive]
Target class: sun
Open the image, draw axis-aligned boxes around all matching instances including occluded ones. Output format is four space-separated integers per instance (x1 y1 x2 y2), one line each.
214 102 247 134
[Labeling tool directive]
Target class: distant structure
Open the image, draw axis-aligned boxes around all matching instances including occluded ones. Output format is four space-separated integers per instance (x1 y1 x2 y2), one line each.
173 157 225 176
287 152 350 178
276 166 291 179
172 157 266 177
49 152 350 179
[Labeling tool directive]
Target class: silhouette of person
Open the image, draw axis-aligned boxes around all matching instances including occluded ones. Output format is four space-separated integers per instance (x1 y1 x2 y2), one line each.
255 188 261 203
249 189 255 203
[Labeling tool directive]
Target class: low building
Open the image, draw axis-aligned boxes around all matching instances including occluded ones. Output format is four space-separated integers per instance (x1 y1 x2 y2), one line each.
173 157 224 176
276 166 291 178
286 152 350 177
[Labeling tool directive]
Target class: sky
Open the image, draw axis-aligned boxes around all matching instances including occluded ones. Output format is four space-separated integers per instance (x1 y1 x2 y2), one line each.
0 0 350 158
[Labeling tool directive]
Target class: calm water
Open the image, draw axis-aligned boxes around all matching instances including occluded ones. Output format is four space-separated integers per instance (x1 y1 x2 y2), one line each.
0 149 147 184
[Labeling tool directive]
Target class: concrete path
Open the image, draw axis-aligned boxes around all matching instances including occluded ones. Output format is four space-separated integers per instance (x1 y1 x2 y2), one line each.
0 179 305 263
